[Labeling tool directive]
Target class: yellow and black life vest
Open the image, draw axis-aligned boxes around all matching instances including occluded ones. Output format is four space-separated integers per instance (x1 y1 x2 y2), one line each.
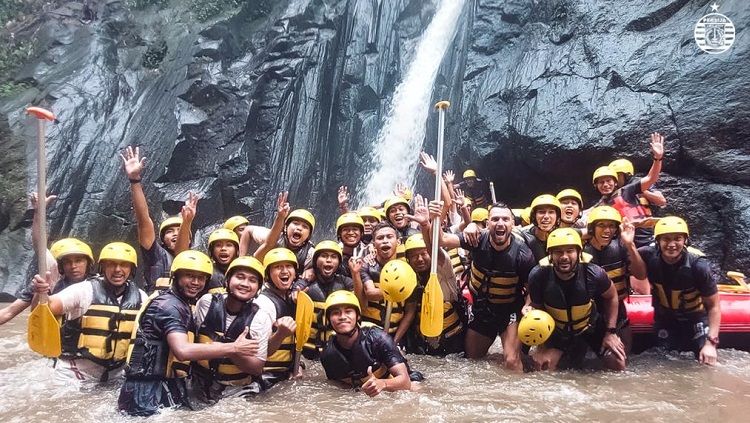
361 289 404 335
538 264 598 335
195 293 259 386
319 324 393 389
125 290 193 380
261 289 296 378
62 277 142 370
584 240 630 302
413 274 465 341
646 248 707 315
469 238 523 305
300 275 352 356
448 247 467 277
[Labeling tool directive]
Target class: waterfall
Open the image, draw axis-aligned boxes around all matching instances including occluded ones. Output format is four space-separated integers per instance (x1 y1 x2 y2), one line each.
361 0 465 206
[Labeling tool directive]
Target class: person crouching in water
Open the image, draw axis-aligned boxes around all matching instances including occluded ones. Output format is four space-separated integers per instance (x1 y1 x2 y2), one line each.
192 256 272 402
31 242 146 385
292 241 361 359
118 251 258 416
255 248 299 391
320 291 411 396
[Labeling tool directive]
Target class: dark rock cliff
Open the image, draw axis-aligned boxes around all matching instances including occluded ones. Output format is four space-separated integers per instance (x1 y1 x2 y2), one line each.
0 0 747 296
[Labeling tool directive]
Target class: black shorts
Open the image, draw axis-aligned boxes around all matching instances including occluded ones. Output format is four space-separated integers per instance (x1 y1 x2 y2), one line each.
653 313 709 357
544 317 619 369
467 299 522 339
117 378 190 416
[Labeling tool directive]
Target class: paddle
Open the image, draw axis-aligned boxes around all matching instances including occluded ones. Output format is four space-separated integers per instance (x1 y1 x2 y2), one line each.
420 101 448 338
490 181 497 204
292 291 313 375
26 106 61 358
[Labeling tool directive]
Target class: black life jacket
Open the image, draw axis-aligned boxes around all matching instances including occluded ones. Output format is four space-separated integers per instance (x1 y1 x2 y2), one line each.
361 262 404 334
194 293 259 386
279 237 314 274
646 248 708 317
303 274 352 354
584 240 630 301
469 237 523 305
538 264 598 336
519 227 548 263
260 288 296 378
320 325 392 389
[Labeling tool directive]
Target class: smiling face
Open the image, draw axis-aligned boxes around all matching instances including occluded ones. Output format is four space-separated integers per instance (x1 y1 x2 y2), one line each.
227 269 261 301
211 240 238 266
316 251 341 278
176 270 208 299
550 245 579 278
339 224 362 247
534 206 559 233
328 305 358 335
362 216 379 235
387 204 409 230
60 254 90 282
372 226 398 261
595 176 617 196
162 226 180 251
406 247 430 273
101 260 132 287
269 261 297 291
657 233 687 264
487 207 514 247
559 198 581 225
286 219 312 248
593 220 618 246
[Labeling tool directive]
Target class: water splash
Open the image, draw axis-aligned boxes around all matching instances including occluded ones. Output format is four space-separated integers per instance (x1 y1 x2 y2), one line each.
361 0 466 206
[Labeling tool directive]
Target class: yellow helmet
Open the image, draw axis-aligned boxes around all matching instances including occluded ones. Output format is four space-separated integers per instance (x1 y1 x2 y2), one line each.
592 166 618 184
286 209 316 232
518 309 555 346
379 259 417 303
263 247 298 269
171 250 213 276
208 228 240 249
654 216 689 238
358 207 381 222
471 207 489 223
609 158 634 176
530 194 561 224
159 216 182 239
50 238 94 262
463 169 477 179
556 189 583 207
404 233 427 253
336 212 365 235
588 206 622 226
401 187 414 202
546 228 582 251
376 208 387 220
98 242 138 267
464 198 473 207
225 256 265 281
223 215 249 232
324 290 361 318
521 207 531 226
384 196 411 215
313 240 343 261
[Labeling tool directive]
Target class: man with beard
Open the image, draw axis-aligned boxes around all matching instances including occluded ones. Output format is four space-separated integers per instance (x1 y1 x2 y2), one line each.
31 242 147 384
336 212 367 276
520 194 563 262
583 206 648 355
434 203 535 370
359 222 417 345
292 241 361 358
192 256 272 402
637 217 720 365
527 228 625 371
594 133 665 247
556 189 586 230
121 146 182 293
320 290 411 396
255 248 299 389
118 250 258 416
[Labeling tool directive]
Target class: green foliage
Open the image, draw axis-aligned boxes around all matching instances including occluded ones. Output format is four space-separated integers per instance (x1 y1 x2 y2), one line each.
190 0 240 22
0 41 35 96
0 81 31 98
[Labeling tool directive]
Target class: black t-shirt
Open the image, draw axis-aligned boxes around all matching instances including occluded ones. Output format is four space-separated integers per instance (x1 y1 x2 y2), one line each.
360 260 385 286
528 263 612 306
138 290 193 341
457 232 535 288
141 241 174 293
321 326 405 381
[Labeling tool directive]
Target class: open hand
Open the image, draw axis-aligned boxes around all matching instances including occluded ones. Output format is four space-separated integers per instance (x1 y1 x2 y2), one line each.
120 146 146 180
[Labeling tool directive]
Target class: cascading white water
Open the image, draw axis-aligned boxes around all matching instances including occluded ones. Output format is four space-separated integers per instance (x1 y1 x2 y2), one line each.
361 0 465 206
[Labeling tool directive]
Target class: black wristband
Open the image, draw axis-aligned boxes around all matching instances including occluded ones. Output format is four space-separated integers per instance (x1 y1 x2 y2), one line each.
129 178 142 184
606 327 617 334
653 157 663 162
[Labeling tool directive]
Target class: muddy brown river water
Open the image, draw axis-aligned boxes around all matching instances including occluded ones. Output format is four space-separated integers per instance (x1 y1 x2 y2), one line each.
1 308 749 422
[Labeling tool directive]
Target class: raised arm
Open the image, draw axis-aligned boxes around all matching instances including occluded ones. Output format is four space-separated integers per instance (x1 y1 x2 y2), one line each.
337 186 350 215
167 327 257 362
253 192 289 262
120 146 155 249
640 132 664 191
174 192 198 255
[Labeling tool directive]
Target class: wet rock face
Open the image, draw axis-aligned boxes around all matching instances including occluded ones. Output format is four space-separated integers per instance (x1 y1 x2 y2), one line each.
0 0 747 296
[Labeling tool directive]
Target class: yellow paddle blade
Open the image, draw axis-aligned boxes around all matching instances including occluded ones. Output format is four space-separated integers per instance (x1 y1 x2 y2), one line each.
295 291 314 352
27 303 61 357
420 273 444 337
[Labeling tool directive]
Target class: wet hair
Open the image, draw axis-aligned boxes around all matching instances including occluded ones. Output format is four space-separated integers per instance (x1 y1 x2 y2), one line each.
371 221 399 238
488 202 515 220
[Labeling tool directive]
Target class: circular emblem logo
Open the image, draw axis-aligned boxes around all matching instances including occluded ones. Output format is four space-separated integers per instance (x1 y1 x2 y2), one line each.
695 12 735 54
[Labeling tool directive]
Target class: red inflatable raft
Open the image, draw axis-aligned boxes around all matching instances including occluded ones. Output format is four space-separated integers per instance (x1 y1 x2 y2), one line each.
626 272 750 352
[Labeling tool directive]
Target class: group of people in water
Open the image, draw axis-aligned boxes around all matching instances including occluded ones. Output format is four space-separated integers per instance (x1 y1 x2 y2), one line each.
0 131 723 416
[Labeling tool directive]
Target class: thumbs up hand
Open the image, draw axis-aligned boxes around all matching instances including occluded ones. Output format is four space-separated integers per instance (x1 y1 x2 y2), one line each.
361 366 386 397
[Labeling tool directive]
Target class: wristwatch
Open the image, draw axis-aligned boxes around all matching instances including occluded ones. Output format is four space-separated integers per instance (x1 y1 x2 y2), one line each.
606 327 617 335
707 335 720 346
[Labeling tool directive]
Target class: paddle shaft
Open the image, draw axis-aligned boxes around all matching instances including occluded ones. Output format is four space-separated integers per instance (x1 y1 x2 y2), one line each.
35 118 48 303
490 181 497 204
431 101 449 275
383 301 393 333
